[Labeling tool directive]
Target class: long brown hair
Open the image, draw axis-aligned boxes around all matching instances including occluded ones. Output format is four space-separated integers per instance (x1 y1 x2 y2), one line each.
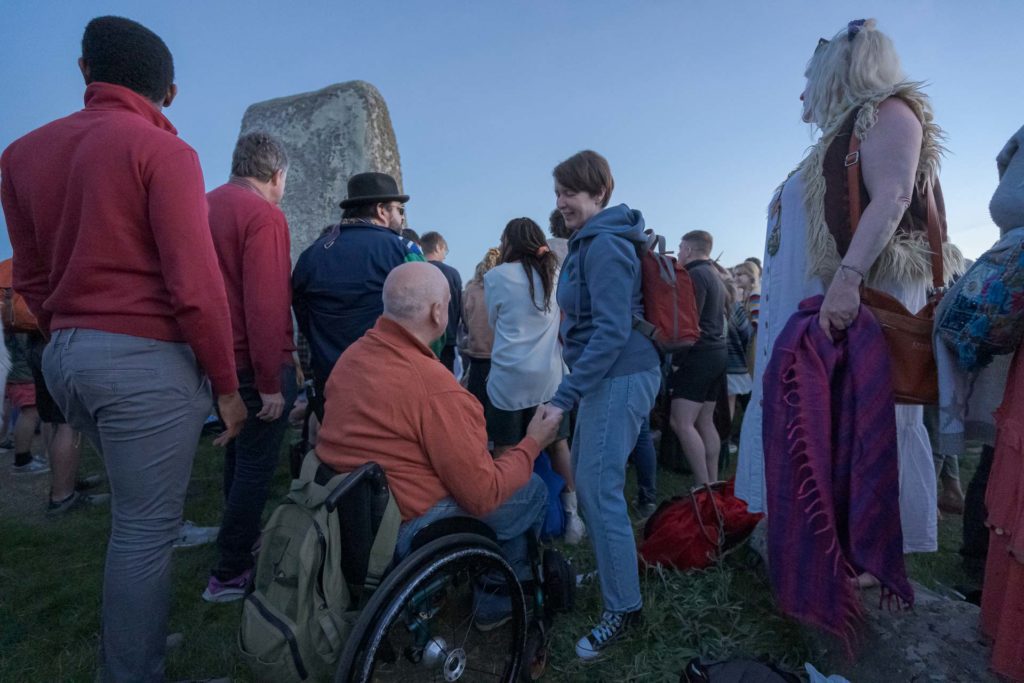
498 218 558 312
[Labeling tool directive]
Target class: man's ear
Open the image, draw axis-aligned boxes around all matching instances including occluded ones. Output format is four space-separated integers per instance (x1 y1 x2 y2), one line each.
162 83 178 108
78 57 90 84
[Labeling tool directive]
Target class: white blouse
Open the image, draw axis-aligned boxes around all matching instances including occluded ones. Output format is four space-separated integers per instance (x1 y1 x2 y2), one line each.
484 263 566 411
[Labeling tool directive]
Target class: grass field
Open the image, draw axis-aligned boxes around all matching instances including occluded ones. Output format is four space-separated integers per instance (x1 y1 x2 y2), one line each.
0 434 979 682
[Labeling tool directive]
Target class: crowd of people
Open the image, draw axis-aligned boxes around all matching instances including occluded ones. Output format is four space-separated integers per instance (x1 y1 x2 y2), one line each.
1 13 1022 683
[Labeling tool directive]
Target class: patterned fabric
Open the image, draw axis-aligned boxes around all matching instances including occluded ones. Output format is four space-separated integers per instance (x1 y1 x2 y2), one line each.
937 226 1024 371
763 295 913 649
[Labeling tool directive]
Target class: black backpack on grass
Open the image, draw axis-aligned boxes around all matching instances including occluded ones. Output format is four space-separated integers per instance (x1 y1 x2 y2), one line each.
238 452 399 682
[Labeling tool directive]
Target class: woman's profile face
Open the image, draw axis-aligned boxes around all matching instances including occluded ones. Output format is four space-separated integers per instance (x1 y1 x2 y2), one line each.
555 182 604 231
736 271 753 289
800 78 814 124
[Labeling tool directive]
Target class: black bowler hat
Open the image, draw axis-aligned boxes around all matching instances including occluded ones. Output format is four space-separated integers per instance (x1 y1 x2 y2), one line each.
339 172 410 208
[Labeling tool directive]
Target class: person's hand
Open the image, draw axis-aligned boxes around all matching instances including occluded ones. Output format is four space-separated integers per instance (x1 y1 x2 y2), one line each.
213 392 246 447
526 404 563 450
818 268 862 341
257 392 285 422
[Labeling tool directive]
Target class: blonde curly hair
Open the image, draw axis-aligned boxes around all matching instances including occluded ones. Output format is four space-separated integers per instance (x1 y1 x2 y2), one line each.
472 247 501 283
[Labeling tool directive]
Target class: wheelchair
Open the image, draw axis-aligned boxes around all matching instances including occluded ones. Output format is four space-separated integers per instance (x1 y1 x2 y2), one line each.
328 462 575 682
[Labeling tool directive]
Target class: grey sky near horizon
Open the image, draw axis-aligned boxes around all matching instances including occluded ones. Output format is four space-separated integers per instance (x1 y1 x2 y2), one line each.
2 1 1022 282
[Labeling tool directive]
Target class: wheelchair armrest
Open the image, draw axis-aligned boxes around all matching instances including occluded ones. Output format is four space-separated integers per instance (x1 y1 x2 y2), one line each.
324 462 388 513
409 515 498 553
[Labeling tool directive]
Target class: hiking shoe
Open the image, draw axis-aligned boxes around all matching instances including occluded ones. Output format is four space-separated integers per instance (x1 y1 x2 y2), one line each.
575 609 642 661
174 521 220 549
47 491 110 515
202 569 251 603
11 456 49 475
632 499 657 520
75 474 104 491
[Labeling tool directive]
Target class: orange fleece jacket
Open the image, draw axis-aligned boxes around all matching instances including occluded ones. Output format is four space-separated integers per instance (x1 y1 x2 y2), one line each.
316 316 540 520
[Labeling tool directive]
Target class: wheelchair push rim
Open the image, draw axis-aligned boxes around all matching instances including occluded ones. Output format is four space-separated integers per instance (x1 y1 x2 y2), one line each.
337 533 527 682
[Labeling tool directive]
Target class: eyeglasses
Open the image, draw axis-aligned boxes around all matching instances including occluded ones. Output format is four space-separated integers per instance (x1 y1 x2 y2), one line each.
384 203 405 216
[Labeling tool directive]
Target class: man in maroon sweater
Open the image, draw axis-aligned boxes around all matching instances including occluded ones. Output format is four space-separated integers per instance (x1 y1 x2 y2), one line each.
0 16 245 682
204 132 297 602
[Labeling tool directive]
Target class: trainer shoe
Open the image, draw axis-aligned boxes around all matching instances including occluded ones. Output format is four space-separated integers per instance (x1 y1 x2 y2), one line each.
75 474 104 491
11 456 49 475
575 608 642 662
202 569 252 603
173 521 220 549
46 491 110 515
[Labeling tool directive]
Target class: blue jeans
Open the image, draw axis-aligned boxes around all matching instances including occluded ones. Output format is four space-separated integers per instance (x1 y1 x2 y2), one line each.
395 474 547 581
44 329 212 683
215 366 297 579
573 368 660 613
633 417 657 506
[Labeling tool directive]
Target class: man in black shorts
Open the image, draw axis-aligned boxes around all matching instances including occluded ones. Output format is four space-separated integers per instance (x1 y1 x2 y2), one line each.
27 335 102 513
669 230 727 486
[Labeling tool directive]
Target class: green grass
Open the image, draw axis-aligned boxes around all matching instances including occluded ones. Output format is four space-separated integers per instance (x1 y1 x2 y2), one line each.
0 435 980 682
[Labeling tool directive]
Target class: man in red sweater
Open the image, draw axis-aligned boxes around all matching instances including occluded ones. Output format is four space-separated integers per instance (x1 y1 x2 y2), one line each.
0 16 245 682
203 132 297 603
317 262 561 627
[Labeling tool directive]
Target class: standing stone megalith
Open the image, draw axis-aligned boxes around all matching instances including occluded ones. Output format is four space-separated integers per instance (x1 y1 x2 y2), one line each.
239 81 402 262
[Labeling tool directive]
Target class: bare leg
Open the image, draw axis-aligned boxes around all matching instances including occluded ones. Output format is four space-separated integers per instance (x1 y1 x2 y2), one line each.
670 398 710 485
13 405 39 455
49 424 82 502
695 401 720 483
548 438 574 491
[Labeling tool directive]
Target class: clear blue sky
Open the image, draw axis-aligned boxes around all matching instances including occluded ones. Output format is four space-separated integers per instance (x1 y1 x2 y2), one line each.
2 1 1021 281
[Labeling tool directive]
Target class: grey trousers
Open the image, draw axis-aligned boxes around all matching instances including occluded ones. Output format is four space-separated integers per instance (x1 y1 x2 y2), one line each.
44 328 213 683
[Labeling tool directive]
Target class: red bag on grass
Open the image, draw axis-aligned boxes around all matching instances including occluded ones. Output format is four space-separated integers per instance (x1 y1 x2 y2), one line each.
639 479 763 571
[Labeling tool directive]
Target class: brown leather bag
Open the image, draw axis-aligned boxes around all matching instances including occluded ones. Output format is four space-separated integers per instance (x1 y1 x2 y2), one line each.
846 134 943 405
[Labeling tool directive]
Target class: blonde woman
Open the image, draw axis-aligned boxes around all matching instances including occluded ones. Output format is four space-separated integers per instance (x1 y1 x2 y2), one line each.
735 19 962 561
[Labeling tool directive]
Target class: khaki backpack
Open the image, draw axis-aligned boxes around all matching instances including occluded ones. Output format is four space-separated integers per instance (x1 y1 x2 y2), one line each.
238 452 400 682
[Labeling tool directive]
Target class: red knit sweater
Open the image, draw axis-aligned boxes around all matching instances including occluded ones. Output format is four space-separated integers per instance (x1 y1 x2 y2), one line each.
0 83 237 394
317 317 540 520
207 181 295 394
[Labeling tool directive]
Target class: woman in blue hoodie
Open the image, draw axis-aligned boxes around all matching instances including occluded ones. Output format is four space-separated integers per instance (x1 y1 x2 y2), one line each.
543 150 661 661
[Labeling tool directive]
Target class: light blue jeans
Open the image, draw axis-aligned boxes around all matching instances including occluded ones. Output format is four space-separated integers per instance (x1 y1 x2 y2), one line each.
573 367 660 613
395 474 547 581
44 328 212 683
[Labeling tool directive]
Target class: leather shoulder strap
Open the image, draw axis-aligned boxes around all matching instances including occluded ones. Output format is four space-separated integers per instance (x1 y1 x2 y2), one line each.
846 133 944 288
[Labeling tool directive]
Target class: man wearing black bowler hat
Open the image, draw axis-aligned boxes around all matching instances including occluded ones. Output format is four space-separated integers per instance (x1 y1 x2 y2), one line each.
293 171 425 419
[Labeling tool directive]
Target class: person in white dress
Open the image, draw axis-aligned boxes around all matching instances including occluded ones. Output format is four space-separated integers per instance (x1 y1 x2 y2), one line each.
736 19 963 563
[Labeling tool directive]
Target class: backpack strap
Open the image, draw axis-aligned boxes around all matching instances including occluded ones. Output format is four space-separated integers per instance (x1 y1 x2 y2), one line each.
362 495 400 594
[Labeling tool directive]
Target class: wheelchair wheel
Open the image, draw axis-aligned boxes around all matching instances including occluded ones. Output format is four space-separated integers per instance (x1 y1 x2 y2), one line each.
337 533 526 682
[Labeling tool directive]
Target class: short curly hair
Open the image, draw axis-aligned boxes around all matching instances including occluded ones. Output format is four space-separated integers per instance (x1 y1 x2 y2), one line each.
81 16 174 103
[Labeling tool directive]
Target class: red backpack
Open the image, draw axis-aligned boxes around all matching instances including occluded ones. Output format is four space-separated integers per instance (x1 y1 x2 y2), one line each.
633 232 700 352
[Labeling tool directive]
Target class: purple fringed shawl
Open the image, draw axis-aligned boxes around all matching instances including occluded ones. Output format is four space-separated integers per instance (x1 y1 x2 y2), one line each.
763 295 914 649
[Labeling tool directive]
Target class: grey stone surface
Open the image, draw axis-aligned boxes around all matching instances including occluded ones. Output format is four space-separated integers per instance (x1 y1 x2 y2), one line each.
239 81 402 262
810 582 995 682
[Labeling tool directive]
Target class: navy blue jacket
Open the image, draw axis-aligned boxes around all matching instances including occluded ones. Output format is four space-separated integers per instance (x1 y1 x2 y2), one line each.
292 221 420 386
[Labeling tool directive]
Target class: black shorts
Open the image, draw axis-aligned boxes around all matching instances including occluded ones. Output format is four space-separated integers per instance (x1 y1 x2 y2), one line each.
669 346 727 404
27 335 66 424
486 403 571 448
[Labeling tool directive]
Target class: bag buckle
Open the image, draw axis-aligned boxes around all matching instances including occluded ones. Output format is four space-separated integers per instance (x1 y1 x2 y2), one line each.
844 151 860 167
